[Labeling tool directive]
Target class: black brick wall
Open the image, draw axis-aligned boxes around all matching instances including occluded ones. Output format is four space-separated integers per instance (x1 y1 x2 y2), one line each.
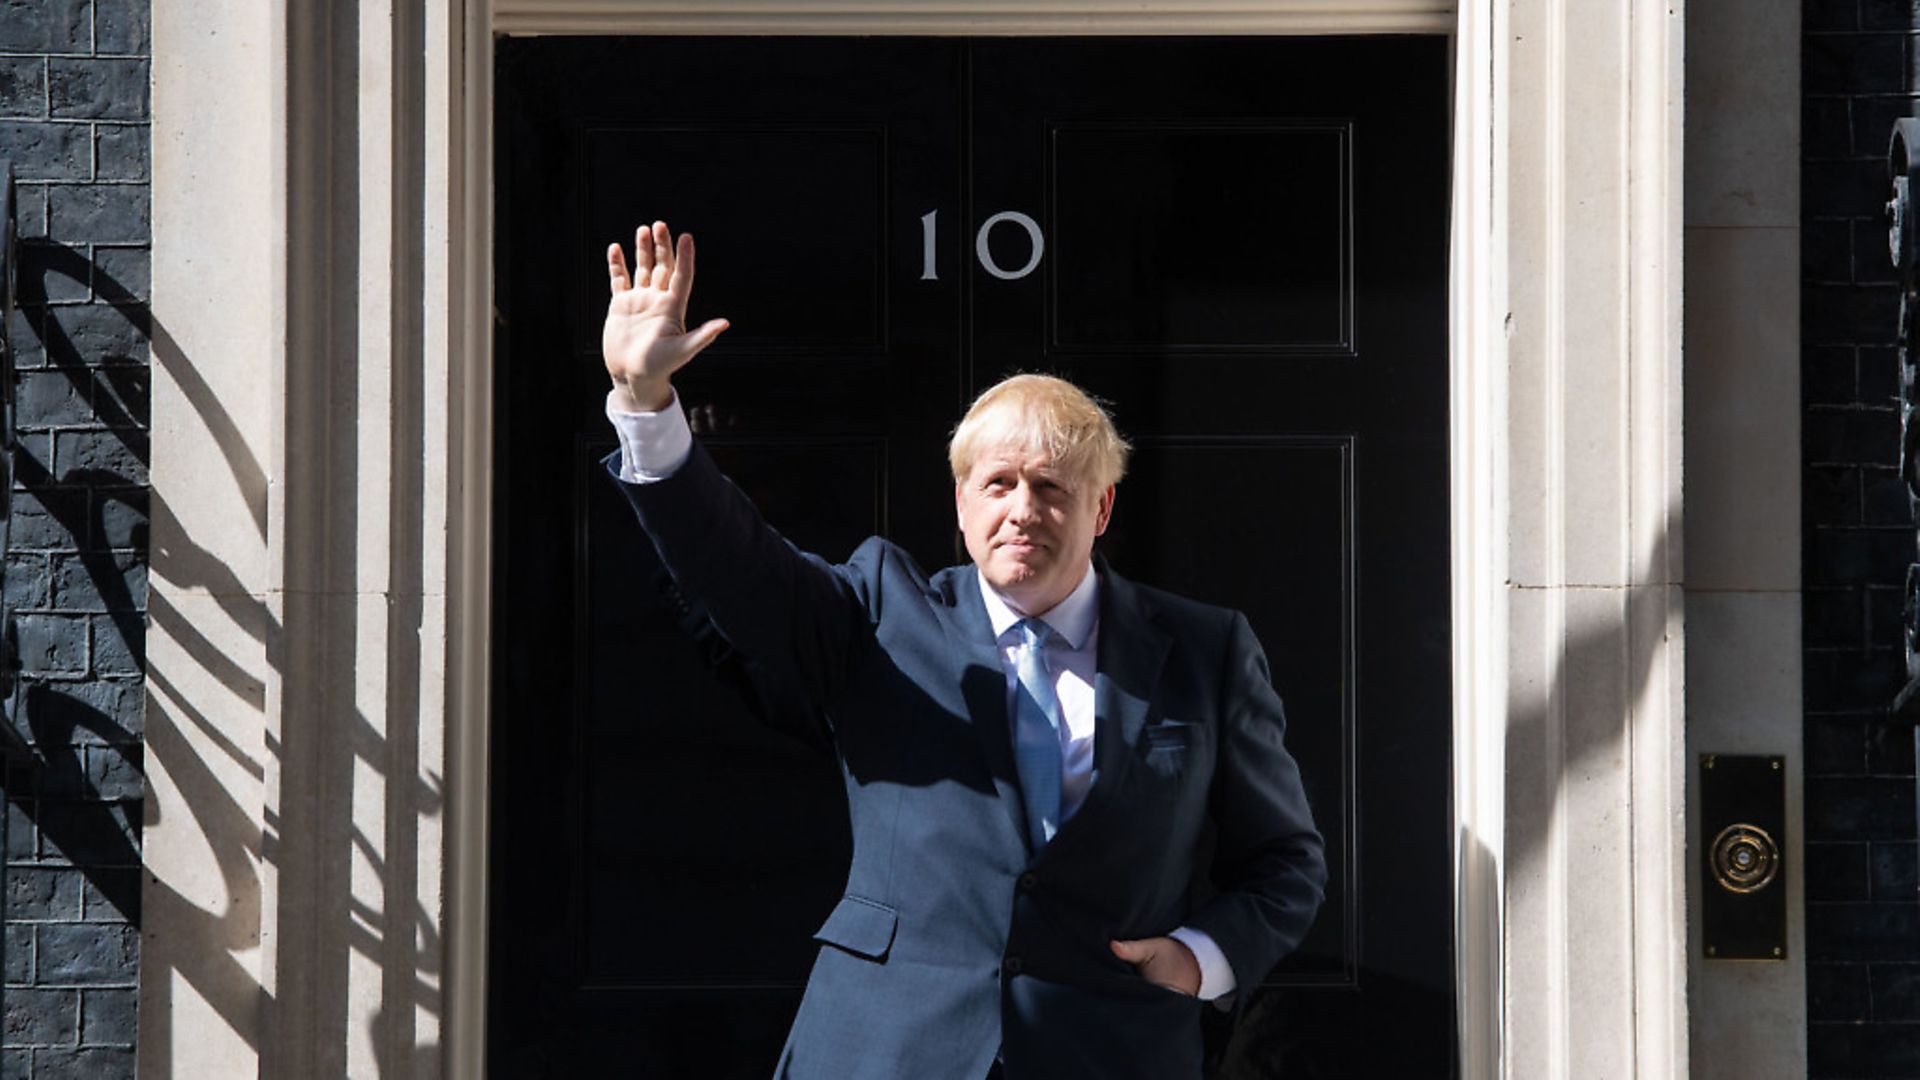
1805 1 1920 1075
0 0 149 1077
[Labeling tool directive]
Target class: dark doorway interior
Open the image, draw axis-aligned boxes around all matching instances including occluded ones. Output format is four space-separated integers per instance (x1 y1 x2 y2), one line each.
491 35 1453 1078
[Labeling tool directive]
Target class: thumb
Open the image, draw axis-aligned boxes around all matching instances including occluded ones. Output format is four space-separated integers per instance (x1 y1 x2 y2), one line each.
684 317 730 356
1110 939 1150 963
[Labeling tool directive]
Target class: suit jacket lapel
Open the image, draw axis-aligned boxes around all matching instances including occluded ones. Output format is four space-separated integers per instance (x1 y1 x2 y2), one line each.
945 566 1032 851
1091 562 1172 783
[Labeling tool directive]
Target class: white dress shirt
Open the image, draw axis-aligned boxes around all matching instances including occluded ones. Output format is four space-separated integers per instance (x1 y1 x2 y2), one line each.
606 388 1237 1000
977 564 1100 824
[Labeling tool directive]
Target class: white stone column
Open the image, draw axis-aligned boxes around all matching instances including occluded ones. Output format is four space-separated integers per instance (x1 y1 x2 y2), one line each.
143 1 489 1075
1453 0 1690 1075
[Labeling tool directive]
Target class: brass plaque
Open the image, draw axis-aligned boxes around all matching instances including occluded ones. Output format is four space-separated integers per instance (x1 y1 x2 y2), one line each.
1699 754 1787 960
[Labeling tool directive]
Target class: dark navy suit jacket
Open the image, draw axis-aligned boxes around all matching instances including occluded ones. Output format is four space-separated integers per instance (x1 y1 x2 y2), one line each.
608 443 1327 1080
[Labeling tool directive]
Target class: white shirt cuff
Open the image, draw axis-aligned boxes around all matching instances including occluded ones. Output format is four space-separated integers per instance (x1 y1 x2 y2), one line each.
1168 925 1237 1001
605 387 693 483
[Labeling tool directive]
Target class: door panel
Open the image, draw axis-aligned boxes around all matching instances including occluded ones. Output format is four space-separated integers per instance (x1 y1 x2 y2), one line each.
964 48 1454 1073
1049 123 1351 352
575 437 882 989
494 35 1451 1078
581 126 891 354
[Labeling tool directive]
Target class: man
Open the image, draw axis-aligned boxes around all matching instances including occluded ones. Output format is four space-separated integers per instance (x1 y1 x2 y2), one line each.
600 220 1325 1080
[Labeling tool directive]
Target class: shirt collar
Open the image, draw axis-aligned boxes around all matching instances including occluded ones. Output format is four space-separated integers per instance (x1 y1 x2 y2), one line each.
979 561 1100 649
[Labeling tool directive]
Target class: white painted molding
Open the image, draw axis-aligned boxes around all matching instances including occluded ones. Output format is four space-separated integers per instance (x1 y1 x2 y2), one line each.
445 1 496 1079
1449 0 1506 1075
494 0 1456 35
1626 0 1688 1074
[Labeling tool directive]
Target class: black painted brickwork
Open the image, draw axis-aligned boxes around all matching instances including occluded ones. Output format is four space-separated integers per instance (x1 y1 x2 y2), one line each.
0 0 149 1077
1806 1 1920 1075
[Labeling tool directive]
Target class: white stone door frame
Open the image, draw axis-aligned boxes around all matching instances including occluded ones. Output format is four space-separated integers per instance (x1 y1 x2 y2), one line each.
145 1 1686 1077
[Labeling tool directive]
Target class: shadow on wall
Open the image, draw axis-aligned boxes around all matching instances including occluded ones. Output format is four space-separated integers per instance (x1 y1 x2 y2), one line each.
3 232 153 1061
10 218 445 1076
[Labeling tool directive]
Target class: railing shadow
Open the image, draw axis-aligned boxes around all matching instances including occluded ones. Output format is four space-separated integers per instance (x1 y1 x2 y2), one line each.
4 204 156 1065
9 169 445 1076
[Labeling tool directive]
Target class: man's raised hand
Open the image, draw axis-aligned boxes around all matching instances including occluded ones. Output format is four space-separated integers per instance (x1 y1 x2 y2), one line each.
604 220 730 412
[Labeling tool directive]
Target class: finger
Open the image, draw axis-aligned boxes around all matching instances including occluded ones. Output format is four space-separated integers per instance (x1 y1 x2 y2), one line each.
668 232 696 301
607 243 631 294
1109 939 1149 963
651 220 673 290
681 317 730 360
634 224 655 287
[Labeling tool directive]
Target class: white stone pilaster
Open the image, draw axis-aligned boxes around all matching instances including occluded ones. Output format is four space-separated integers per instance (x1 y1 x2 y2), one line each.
144 1 487 1076
1453 0 1690 1075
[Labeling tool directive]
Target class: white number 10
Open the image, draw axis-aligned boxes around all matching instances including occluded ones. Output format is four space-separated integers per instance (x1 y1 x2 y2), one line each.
920 209 1045 282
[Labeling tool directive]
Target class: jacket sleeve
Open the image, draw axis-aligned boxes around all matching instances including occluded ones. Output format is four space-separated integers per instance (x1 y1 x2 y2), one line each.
1184 611 1328 991
602 441 876 715
644 553 833 752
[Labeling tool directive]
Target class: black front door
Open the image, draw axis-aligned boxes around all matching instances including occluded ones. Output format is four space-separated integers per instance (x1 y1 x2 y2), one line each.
492 35 1452 1078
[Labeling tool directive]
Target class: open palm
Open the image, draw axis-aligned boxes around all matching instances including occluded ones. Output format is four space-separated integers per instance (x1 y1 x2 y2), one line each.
604 220 730 411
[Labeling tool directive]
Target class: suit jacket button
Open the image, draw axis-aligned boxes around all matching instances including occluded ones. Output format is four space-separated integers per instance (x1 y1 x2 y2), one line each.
1016 872 1038 893
1002 956 1024 976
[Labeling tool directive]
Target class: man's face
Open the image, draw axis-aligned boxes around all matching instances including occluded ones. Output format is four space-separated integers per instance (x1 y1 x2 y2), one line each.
955 444 1115 617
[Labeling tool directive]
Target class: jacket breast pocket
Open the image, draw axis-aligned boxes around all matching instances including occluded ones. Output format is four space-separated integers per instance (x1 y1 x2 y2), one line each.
1139 720 1196 778
813 894 899 962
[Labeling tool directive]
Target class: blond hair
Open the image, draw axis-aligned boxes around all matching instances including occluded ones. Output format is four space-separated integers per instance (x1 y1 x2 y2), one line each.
948 374 1131 490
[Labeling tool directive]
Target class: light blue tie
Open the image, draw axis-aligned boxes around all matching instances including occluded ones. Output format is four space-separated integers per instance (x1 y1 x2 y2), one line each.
1011 617 1065 851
